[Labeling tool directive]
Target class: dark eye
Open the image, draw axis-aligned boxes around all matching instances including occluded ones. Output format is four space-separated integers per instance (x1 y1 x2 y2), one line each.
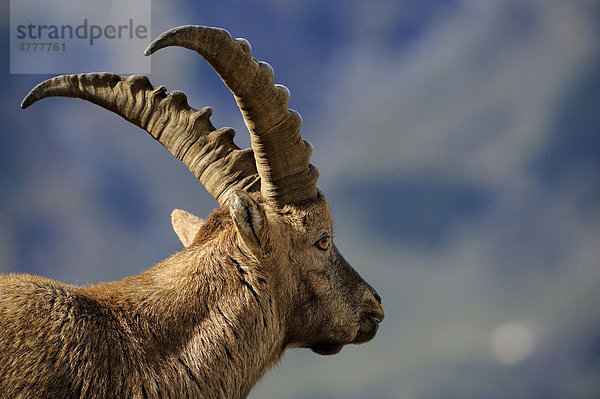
315 236 330 250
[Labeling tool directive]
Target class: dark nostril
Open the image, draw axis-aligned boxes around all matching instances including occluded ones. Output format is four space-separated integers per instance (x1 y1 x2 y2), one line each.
373 292 382 304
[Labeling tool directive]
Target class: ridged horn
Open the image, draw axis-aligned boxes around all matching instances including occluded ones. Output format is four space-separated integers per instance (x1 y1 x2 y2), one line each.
145 25 319 206
21 73 260 205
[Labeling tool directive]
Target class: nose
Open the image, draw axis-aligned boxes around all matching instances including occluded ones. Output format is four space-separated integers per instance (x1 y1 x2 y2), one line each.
373 291 382 304
365 286 384 322
367 285 382 305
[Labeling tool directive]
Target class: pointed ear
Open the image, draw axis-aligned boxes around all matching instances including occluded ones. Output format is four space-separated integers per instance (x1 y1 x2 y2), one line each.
171 209 205 247
229 191 266 253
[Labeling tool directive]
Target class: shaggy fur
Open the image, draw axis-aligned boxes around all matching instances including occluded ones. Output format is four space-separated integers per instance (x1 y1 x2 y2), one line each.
0 193 383 398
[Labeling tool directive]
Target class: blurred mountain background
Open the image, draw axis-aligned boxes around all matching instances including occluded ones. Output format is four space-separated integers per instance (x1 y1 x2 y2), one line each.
1 0 599 398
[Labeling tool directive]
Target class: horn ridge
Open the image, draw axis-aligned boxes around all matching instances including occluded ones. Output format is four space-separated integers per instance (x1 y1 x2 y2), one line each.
21 72 259 205
146 25 319 206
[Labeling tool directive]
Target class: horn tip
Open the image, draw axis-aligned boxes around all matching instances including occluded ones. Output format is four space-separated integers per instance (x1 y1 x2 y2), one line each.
143 44 155 56
21 93 34 109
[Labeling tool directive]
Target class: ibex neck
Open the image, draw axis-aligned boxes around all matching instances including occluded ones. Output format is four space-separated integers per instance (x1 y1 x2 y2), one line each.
93 246 285 398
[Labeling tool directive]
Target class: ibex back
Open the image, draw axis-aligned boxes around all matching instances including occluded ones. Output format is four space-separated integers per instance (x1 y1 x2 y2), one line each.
1 26 384 399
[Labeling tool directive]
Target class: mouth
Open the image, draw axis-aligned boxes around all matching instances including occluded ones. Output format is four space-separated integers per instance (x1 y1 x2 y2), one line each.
309 309 384 355
353 311 384 344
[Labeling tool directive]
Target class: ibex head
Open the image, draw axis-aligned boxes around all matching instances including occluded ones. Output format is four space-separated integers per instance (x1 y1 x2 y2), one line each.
21 26 383 357
225 190 383 356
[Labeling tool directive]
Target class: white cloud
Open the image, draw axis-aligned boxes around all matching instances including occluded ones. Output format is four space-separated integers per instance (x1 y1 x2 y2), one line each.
490 321 536 365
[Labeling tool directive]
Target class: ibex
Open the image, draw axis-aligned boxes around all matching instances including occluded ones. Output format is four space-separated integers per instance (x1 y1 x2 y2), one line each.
1 26 384 398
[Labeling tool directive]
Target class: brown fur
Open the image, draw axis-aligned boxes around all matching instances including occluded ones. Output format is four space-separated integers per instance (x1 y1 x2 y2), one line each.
0 192 383 398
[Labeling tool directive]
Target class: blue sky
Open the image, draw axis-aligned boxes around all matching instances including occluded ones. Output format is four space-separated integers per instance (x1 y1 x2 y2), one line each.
2 1 600 397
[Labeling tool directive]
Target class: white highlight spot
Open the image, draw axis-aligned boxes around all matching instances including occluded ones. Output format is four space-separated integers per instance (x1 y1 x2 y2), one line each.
490 321 535 365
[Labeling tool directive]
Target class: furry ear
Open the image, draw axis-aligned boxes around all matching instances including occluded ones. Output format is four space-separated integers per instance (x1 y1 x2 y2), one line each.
171 209 204 247
229 191 266 253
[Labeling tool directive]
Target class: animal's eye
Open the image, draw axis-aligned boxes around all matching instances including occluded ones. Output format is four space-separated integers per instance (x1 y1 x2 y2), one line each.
315 236 330 251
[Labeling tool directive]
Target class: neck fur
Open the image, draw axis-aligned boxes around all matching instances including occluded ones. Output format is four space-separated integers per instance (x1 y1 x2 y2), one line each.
86 243 285 398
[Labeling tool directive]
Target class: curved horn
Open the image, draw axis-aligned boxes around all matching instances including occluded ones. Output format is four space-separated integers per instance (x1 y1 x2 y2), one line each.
21 73 260 205
145 26 319 206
